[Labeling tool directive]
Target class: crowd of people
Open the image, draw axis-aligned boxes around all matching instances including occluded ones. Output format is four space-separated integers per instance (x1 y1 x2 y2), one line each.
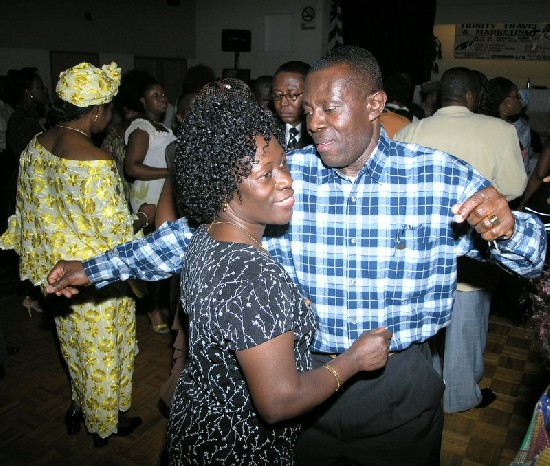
0 45 549 464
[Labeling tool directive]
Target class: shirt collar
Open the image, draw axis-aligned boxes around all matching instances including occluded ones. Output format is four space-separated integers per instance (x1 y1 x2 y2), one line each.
361 126 391 184
286 122 302 139
329 126 392 185
298 127 392 186
433 105 472 116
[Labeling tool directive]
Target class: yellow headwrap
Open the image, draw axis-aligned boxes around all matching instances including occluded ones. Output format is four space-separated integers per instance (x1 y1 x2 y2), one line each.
56 62 121 107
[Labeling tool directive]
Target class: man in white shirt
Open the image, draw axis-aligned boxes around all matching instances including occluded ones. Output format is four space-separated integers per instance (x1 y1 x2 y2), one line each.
395 67 527 413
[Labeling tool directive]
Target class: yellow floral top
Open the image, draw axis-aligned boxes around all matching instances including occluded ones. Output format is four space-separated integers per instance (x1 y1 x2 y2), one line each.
0 136 135 288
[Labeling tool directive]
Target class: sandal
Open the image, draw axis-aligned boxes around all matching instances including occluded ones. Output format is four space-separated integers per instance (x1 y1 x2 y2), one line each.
152 323 170 335
148 309 170 335
23 296 42 317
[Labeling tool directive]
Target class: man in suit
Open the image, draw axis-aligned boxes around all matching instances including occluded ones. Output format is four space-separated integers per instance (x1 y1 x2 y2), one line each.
271 61 314 150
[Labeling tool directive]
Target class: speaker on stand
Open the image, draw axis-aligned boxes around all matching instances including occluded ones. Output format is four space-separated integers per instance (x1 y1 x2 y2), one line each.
221 29 251 82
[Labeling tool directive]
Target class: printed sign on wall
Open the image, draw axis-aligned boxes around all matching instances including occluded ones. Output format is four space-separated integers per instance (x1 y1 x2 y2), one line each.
454 23 550 61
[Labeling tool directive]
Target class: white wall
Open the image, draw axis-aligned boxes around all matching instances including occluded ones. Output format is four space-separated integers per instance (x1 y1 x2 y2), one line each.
2 0 549 93
0 0 330 93
1 0 195 58
0 0 194 94
433 1 550 86
0 49 135 96
190 0 331 79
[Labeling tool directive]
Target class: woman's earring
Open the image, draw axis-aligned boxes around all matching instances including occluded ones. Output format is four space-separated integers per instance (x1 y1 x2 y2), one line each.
223 202 228 212
93 113 99 123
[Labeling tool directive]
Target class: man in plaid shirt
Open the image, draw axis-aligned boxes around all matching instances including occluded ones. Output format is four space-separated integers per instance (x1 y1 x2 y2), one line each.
47 47 546 465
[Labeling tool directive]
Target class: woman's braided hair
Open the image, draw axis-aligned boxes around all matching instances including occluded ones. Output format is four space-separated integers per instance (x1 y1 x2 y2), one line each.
173 78 284 224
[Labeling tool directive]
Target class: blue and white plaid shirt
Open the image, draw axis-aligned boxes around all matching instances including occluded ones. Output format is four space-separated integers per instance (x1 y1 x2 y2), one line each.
85 129 546 353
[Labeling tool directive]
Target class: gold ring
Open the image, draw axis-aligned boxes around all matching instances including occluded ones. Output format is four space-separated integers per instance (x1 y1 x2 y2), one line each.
489 214 500 227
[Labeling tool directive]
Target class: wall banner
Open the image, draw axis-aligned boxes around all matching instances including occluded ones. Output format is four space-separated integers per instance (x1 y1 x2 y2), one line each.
454 23 550 61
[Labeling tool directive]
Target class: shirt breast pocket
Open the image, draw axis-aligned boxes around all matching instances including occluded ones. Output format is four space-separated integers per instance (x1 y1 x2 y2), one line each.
386 224 438 303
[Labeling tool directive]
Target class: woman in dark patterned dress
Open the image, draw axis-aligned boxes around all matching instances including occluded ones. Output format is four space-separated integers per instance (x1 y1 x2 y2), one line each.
166 79 392 465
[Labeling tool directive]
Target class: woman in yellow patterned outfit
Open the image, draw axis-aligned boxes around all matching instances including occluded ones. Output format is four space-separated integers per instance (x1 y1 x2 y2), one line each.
0 62 152 447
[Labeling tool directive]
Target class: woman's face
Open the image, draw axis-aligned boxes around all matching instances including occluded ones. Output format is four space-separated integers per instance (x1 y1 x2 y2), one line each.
499 86 522 119
229 135 294 226
141 84 168 116
30 76 50 116
29 76 49 105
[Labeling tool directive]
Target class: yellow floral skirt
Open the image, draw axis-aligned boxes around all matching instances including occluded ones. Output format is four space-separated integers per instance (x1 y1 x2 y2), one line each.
54 285 136 438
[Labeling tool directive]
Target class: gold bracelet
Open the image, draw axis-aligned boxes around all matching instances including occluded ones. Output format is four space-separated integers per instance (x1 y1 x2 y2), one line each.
322 363 342 392
137 211 149 227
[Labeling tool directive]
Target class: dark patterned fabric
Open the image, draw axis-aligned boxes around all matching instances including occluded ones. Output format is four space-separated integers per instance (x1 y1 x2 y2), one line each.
167 225 315 465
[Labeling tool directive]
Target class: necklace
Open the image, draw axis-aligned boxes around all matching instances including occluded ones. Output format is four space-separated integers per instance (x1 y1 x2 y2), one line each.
57 124 89 137
209 221 265 251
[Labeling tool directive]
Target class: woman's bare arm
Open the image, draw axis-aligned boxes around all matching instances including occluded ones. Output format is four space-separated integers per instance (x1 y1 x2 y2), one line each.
236 327 391 424
124 128 169 180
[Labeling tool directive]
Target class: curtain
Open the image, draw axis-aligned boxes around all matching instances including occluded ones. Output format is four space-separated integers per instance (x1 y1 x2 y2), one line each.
340 0 437 84
328 0 343 50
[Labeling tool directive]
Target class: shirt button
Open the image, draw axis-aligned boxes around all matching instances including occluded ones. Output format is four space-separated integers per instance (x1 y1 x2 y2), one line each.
350 278 356 285
351 237 357 244
351 318 357 325
351 196 357 202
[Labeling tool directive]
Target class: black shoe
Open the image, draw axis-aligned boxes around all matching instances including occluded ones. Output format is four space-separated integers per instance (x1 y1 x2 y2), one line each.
116 416 142 437
65 408 84 435
92 434 108 448
91 416 142 448
475 388 496 409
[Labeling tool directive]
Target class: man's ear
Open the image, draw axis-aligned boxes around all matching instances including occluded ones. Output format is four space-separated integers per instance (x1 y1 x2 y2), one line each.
368 91 387 121
465 90 477 112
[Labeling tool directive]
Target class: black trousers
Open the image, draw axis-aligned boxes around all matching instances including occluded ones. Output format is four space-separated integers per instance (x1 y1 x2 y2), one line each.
295 344 444 466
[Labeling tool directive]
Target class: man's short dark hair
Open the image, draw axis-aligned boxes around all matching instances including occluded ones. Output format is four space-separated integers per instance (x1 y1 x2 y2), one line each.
310 46 383 95
274 61 311 79
440 67 480 105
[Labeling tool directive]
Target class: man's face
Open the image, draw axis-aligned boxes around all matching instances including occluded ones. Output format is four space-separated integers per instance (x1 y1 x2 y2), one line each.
272 71 305 126
303 64 384 176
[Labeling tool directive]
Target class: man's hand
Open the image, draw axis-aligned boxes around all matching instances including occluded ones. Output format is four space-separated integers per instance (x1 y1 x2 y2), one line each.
452 186 514 241
45 260 91 298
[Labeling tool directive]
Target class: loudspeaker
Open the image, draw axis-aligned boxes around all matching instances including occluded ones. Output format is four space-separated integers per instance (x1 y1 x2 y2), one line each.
222 29 251 52
222 69 250 82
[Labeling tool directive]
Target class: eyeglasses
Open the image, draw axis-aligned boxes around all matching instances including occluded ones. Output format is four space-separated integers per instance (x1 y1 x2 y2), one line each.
271 92 303 102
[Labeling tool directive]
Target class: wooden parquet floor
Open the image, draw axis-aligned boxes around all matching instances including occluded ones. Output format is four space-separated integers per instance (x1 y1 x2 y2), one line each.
441 315 550 466
0 250 173 465
0 252 549 465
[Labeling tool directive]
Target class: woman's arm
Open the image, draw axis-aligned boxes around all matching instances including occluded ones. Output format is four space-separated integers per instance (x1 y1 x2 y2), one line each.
155 177 178 228
124 128 169 180
236 327 391 424
133 203 157 233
